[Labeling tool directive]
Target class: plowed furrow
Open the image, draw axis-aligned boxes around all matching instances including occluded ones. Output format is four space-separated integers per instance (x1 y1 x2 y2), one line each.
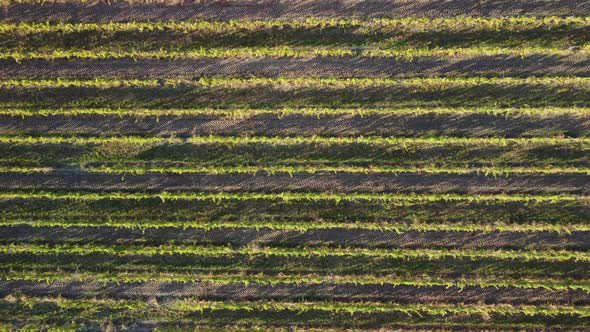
2 56 590 79
3 82 588 109
1 113 588 138
2 0 589 23
1 225 588 251
0 280 587 305
0 171 586 194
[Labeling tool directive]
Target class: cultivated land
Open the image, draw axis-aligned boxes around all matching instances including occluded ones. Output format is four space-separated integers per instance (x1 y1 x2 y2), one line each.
0 0 589 330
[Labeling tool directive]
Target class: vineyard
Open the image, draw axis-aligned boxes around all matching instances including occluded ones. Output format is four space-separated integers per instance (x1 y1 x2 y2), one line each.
0 0 589 330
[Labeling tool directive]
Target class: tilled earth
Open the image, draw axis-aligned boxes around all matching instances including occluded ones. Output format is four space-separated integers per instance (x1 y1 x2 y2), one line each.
0 0 589 330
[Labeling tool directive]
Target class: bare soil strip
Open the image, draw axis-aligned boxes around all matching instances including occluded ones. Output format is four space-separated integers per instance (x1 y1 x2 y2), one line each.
2 254 585 281
1 56 590 79
1 0 589 23
2 198 588 228
1 139 590 170
0 280 587 305
3 82 589 109
2 225 588 250
0 171 587 194
0 113 587 138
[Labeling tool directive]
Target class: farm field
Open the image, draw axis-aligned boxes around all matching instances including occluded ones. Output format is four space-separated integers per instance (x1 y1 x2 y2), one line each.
0 0 589 330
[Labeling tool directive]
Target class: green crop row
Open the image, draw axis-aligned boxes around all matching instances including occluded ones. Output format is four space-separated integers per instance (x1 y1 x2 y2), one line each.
3 243 586 262
3 77 589 88
4 197 588 229
3 251 584 279
2 219 588 233
1 135 586 146
4 17 589 33
0 191 585 204
172 300 590 317
1 106 589 117
3 46 587 61
2 245 586 283
84 165 590 175
2 296 588 318
1 135 587 170
0 321 583 332
0 296 587 330
2 17 589 51
1 270 587 291
3 77 589 109
2 165 589 176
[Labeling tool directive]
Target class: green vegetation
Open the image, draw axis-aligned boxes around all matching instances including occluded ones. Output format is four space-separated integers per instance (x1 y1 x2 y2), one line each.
2 106 589 117
2 17 590 54
2 270 588 291
1 244 587 289
2 165 589 175
3 46 588 60
2 219 589 233
3 76 589 88
79 165 590 175
3 243 587 262
3 77 590 109
4 17 589 34
4 196 588 231
3 247 586 275
1 135 587 172
0 5 589 330
3 135 587 175
0 191 585 203
0 296 587 330
2 135 587 145
1 296 588 317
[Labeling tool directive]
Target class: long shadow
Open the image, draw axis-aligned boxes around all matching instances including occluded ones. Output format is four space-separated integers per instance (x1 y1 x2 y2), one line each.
1 225 589 251
1 82 589 109
1 112 588 138
0 280 587 305
1 56 590 79
2 0 590 23
2 198 589 225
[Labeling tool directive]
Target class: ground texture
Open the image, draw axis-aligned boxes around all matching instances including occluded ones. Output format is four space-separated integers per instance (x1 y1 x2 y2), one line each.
0 0 589 330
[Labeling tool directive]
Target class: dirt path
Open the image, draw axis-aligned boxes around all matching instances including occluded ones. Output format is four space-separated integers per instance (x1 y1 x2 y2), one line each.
0 280 587 305
0 171 588 194
2 56 590 79
4 83 589 109
1 113 588 138
2 0 589 23
2 225 588 250
5 83 589 109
